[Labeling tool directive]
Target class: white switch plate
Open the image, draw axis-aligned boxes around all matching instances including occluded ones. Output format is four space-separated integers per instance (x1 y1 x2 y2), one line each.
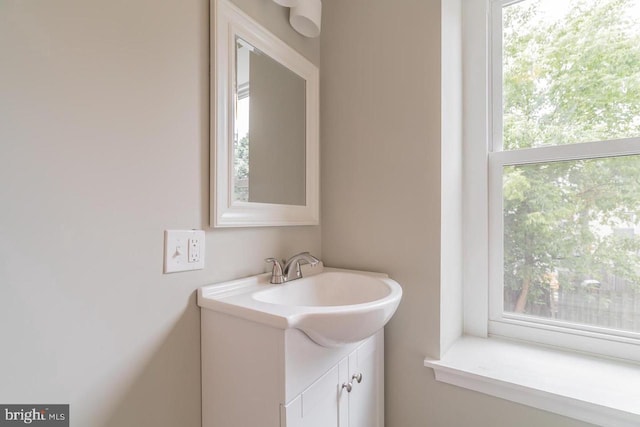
164 230 205 273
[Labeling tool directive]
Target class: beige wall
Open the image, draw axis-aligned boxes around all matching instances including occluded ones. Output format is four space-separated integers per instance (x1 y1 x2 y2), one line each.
0 0 595 426
320 0 591 426
0 1 319 426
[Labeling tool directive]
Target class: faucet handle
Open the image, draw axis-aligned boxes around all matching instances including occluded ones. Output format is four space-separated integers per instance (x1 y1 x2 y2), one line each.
265 258 285 284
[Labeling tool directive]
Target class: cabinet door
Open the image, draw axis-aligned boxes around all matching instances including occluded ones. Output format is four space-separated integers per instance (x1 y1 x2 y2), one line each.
282 333 383 427
282 361 346 427
347 336 382 427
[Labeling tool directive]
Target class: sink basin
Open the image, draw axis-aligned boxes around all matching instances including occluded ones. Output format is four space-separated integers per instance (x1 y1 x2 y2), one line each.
197 267 402 347
253 271 392 306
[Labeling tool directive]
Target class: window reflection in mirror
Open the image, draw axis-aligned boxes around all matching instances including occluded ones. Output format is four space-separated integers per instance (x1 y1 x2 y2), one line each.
233 36 306 206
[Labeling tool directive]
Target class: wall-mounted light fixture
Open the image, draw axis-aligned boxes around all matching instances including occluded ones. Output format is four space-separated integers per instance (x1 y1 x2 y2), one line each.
272 0 322 38
272 0 298 7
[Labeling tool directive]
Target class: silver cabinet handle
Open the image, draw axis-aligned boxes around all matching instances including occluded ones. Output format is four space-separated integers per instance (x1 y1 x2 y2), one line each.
352 373 363 383
342 382 352 393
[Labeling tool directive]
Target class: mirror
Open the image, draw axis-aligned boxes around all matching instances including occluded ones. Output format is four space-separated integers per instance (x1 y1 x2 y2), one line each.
234 37 306 206
212 0 319 227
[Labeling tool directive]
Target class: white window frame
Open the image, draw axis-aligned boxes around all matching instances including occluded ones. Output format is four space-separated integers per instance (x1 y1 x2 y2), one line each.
464 0 640 362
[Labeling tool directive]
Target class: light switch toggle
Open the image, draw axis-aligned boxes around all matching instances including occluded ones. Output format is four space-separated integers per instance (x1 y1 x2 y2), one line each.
164 230 205 273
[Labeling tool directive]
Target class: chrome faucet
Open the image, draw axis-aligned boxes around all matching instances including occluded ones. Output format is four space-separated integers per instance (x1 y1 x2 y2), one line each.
264 257 285 284
283 252 320 281
265 252 320 284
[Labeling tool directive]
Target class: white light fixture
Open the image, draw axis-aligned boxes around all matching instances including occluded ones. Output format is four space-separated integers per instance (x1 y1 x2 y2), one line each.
289 0 322 38
272 0 298 7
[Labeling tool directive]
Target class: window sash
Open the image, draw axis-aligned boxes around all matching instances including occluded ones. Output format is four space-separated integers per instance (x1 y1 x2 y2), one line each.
488 139 640 340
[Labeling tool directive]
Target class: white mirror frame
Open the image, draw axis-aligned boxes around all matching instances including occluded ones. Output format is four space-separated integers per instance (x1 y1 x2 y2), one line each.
211 0 320 227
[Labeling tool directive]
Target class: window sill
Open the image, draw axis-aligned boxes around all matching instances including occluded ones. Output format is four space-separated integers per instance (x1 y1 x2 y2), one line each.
424 336 640 426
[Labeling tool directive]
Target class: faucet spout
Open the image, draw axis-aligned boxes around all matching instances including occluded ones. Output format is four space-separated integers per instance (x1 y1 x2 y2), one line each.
283 252 320 282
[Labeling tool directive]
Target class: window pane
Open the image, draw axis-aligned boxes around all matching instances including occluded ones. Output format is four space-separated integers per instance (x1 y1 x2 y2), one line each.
503 156 640 333
502 0 640 150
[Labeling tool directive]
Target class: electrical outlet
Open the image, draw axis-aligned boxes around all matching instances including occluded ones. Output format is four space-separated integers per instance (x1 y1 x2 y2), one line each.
188 238 201 263
164 230 205 273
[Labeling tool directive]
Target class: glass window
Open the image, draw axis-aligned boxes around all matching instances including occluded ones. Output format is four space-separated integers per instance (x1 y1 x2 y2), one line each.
503 156 640 333
501 0 640 150
489 0 640 348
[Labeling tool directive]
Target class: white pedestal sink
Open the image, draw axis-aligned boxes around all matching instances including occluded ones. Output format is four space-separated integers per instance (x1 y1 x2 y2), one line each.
197 266 402 347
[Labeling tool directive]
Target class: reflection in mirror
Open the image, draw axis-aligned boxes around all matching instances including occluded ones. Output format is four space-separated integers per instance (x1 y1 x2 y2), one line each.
234 36 306 206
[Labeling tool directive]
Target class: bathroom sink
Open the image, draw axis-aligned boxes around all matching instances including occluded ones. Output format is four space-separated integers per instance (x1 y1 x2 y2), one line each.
252 271 393 306
197 267 402 347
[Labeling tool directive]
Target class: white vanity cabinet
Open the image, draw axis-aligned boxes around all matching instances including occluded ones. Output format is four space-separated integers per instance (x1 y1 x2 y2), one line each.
281 333 382 427
201 309 384 427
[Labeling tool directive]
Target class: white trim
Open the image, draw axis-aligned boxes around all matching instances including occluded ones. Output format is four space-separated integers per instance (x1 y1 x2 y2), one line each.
489 0 502 152
211 0 320 227
500 313 640 342
491 137 640 165
489 319 640 362
462 0 491 338
487 150 504 322
425 336 640 427
440 0 464 354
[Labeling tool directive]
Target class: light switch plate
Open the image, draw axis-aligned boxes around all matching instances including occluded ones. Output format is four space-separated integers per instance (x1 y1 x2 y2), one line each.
164 230 205 273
